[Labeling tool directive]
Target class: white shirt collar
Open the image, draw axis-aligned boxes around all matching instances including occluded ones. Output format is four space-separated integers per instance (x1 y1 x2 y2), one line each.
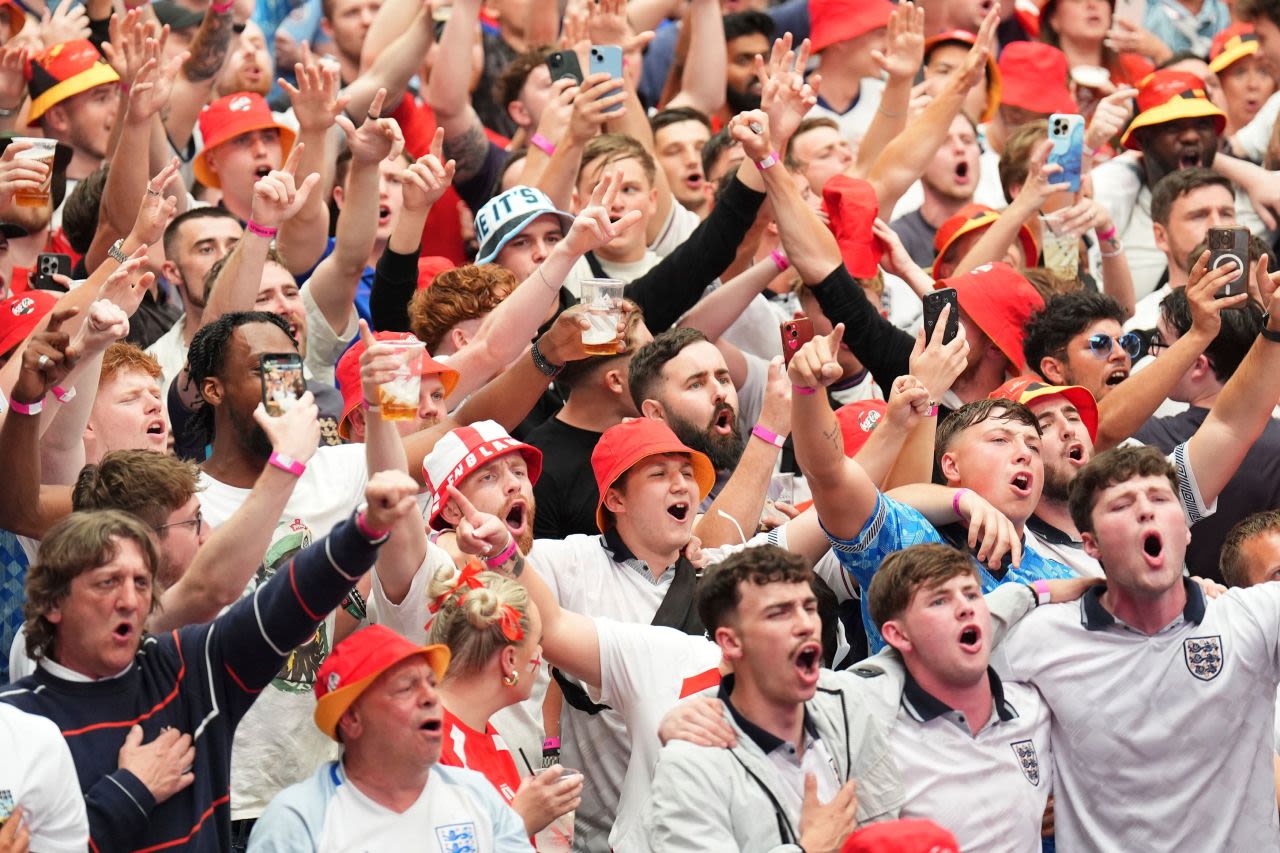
39 656 134 683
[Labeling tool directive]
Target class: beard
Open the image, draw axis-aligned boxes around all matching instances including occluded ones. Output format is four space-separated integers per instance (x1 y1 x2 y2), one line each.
665 404 745 472
1041 462 1074 504
230 406 273 460
726 86 762 114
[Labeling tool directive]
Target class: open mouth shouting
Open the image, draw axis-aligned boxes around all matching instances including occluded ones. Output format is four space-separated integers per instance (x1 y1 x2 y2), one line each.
1009 470 1034 498
684 171 704 192
378 205 392 226
792 641 822 687
953 160 971 185
418 714 443 736
145 418 167 443
1104 367 1129 388
957 623 983 654
1177 149 1203 169
253 165 273 181
111 620 137 646
666 499 691 524
1140 529 1165 568
502 501 529 539
711 404 736 437
1065 442 1086 466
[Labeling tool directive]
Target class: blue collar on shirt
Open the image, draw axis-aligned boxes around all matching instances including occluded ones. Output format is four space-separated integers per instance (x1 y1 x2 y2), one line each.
900 667 1017 724
718 673 819 755
1081 577 1206 630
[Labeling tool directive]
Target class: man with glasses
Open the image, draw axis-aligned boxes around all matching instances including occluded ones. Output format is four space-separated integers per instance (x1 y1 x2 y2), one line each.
1023 292 1141 405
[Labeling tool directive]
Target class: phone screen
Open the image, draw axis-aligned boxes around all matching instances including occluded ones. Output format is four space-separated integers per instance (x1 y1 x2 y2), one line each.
260 353 305 417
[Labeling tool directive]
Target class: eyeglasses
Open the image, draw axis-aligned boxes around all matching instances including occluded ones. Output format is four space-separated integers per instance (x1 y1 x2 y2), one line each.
1147 331 1168 357
1086 332 1141 360
155 509 203 537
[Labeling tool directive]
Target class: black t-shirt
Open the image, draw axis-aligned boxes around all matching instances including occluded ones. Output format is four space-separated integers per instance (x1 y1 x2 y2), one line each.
1135 407 1280 584
526 415 604 540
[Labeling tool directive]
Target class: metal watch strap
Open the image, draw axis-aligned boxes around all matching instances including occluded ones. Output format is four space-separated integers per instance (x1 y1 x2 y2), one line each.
108 239 129 264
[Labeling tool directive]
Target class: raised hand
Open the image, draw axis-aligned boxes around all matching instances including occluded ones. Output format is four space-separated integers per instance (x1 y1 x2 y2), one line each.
356 319 400 407
561 170 644 256
71 299 130 357
1013 140 1071 212
363 469 421 532
1183 250 1250 340
249 145 321 229
535 304 598 365
787 323 845 391
537 77 578 144
0 45 29 114
446 484 513 559
39 0 90 49
12 306 79 404
102 8 158 88
401 129 456 212
658 696 737 747
99 248 154 318
797 776 858 853
870 0 924 80
951 7 997 92
1251 252 1280 310
758 355 792 437
883 374 930 432
254 390 321 463
117 725 195 804
728 109 774 164
0 141 50 210
908 303 969 402
1084 87 1137 154
127 47 189 124
281 43 350 134
755 35 819 148
334 88 405 164
128 158 183 247
571 72 627 142
586 0 630 48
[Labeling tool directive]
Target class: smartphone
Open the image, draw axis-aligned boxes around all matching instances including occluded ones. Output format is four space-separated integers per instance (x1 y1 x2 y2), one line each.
1112 0 1146 26
1208 225 1251 297
31 252 71 291
588 45 624 114
259 353 305 417
922 288 960 345
780 317 814 366
546 50 584 86
1047 114 1085 193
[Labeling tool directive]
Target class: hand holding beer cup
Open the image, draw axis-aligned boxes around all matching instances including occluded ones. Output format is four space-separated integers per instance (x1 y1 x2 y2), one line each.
357 319 426 422
0 139 54 210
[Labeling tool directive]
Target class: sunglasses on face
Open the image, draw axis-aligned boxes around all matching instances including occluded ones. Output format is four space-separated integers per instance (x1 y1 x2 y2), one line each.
1086 332 1141 360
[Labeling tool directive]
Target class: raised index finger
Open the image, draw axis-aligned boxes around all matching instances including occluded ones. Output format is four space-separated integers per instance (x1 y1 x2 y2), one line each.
446 484 482 523
281 143 304 177
368 87 387 120
44 306 79 333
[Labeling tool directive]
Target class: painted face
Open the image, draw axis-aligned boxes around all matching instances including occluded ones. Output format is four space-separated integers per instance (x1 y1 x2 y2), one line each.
718 579 823 706
509 600 543 702
655 119 712 211
606 453 700 554
87 369 168 458
46 537 154 679
940 414 1044 527
1081 474 1189 596
448 454 537 553
652 341 743 471
345 655 443 766
884 572 991 689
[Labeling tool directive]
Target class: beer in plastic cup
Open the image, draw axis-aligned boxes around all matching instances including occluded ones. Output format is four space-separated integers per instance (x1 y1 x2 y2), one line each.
377 339 426 420
578 278 626 355
12 138 55 208
532 767 582 853
1040 212 1079 282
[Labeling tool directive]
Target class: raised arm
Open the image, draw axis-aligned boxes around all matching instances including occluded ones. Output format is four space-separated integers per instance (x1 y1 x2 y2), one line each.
678 257 778 341
1093 253 1247 451
663 0 725 118
851 0 922 175
787 324 888 539
150 394 321 632
166 1 236 151
447 485 604 686
346 0 434 118
427 0 492 182
304 91 404 332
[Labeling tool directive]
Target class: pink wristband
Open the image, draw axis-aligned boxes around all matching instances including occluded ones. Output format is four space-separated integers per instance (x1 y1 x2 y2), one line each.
52 385 75 403
751 424 786 449
531 133 556 156
770 249 789 272
268 451 306 477
952 487 969 517
755 151 780 170
9 396 42 415
792 384 816 396
246 220 278 239
486 537 519 568
355 510 390 541
1033 579 1052 606
1096 224 1118 242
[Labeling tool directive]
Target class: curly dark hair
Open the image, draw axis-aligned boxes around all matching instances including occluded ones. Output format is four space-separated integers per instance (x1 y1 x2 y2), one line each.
696 544 812 632
1023 291 1127 378
184 311 295 447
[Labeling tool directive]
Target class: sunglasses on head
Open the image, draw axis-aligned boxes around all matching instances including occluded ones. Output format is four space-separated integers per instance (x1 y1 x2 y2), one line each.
1087 332 1141 359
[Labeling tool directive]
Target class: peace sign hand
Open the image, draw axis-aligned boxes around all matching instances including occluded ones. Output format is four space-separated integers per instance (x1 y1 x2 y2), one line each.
446 484 514 560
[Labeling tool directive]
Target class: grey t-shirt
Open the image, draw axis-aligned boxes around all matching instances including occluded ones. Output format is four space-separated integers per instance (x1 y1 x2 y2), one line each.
890 209 938 268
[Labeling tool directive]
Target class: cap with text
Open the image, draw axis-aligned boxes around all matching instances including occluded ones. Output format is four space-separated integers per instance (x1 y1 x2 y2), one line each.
423 420 543 530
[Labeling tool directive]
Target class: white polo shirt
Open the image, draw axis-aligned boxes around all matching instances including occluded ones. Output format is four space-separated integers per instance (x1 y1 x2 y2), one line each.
993 581 1280 851
0 703 89 852
891 671 1051 853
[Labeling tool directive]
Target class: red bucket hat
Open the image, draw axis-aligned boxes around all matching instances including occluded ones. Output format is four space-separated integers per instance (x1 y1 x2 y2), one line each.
936 262 1044 374
997 42 1076 115
989 375 1098 442
313 625 450 740
194 92 297 188
841 819 959 853
27 39 120 123
1121 69 1227 150
417 256 455 290
334 332 460 440
0 289 57 357
808 0 893 53
591 418 716 532
422 421 543 530
0 0 25 41
834 399 887 457
934 204 1039 273
822 175 884 279
1210 23 1260 75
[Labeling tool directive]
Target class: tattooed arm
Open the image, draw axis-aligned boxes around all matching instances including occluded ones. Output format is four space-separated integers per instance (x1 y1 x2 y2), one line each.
426 0 494 184
166 4 234 152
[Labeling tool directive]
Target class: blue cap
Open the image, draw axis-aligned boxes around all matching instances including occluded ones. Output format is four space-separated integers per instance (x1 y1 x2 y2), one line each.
474 186 575 265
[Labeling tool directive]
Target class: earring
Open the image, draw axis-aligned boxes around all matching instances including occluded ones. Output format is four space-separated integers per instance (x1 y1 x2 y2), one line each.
503 672 519 687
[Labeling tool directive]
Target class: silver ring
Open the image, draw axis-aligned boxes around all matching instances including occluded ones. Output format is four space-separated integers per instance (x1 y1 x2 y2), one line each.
145 187 161 196
37 353 50 369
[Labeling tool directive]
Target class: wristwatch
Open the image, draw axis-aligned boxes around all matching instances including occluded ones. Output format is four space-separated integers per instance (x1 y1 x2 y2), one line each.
1261 313 1280 343
108 239 129 264
530 339 564 378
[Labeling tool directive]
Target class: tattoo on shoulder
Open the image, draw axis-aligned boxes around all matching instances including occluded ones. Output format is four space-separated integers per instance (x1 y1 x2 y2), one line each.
184 14 234 82
445 122 489 184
